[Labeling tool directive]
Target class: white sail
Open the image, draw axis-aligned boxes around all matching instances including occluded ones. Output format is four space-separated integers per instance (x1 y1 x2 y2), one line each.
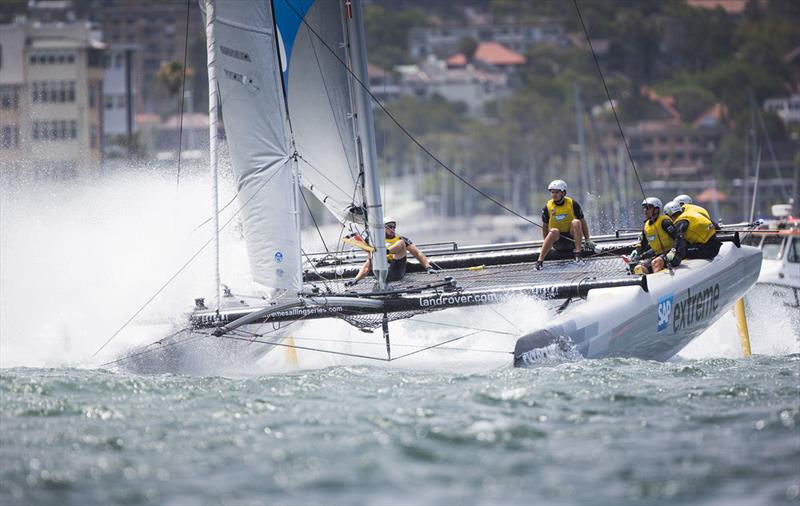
206 0 301 295
275 0 365 223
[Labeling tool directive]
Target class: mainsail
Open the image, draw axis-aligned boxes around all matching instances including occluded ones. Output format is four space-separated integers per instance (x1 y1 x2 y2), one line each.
206 0 301 295
274 0 365 224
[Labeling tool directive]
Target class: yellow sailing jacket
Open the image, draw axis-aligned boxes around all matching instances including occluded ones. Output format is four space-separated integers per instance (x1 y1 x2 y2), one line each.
643 214 675 254
679 209 716 244
385 234 402 261
683 203 711 220
546 197 577 233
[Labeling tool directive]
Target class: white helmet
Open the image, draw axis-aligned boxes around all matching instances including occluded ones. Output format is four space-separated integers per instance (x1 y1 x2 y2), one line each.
383 216 396 225
548 179 567 193
663 200 683 216
642 197 662 210
674 194 692 206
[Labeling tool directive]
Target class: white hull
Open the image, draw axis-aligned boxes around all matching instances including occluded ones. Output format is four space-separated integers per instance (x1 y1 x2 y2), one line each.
515 243 762 365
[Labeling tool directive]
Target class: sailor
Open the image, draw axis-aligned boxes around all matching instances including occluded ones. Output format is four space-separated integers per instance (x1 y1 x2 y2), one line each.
629 197 682 274
663 200 722 260
535 179 595 270
346 217 435 286
674 194 713 222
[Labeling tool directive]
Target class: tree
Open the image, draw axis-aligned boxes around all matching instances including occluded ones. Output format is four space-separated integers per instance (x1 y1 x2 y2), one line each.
157 61 193 98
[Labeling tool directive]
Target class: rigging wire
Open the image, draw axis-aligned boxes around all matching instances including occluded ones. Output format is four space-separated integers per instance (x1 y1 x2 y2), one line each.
91 165 285 358
573 0 674 260
277 0 543 231
175 0 192 190
217 327 487 362
573 0 645 201
300 188 329 253
756 106 791 202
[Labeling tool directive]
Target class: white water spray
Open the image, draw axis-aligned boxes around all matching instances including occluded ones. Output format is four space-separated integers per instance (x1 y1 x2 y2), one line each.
0 170 247 368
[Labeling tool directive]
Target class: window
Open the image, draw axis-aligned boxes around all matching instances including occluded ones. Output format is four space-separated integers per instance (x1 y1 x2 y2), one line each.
32 120 77 141
1 126 19 149
761 236 785 260
787 238 798 263
89 82 97 108
1 88 18 109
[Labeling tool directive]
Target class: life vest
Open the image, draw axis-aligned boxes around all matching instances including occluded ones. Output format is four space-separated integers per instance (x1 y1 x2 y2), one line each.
385 234 402 262
546 197 577 233
683 203 710 221
643 214 674 254
679 209 716 244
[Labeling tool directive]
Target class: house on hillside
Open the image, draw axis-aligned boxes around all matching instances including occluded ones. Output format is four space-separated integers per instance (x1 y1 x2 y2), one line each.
408 20 566 60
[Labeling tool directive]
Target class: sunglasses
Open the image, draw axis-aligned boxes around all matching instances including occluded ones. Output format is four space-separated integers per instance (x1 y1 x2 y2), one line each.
385 223 396 229
642 205 655 210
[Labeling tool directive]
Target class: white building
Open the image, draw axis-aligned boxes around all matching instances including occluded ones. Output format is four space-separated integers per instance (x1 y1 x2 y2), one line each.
408 21 566 59
0 18 105 180
764 95 800 125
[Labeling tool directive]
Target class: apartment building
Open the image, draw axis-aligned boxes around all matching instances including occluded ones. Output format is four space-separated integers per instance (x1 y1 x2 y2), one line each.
0 19 105 180
87 0 202 114
409 21 566 60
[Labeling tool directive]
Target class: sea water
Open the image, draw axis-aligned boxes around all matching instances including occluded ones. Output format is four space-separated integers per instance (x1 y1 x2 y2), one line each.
2 173 799 505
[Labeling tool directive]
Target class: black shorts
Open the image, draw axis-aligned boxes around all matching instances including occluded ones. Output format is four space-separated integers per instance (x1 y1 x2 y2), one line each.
387 258 407 282
553 231 575 252
685 236 721 260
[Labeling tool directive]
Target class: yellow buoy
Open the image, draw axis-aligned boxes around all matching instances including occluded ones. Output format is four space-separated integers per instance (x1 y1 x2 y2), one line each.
732 298 752 358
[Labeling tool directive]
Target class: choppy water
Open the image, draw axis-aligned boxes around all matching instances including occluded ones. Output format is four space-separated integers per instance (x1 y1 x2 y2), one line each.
2 356 798 506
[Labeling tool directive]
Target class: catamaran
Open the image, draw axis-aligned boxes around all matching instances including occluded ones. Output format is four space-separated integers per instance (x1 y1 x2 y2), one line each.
111 0 762 374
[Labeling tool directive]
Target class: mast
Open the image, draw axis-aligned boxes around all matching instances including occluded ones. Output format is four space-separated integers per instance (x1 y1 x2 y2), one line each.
204 0 221 311
347 0 388 289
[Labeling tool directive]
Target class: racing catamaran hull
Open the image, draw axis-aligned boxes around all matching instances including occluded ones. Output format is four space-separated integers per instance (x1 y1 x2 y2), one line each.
515 243 762 365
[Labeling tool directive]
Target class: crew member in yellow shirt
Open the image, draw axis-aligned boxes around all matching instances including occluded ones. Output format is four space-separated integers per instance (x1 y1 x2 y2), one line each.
535 179 595 270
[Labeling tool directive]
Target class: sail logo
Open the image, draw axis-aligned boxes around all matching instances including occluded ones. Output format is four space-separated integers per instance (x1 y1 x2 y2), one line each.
274 251 284 263
555 213 567 221
657 294 673 332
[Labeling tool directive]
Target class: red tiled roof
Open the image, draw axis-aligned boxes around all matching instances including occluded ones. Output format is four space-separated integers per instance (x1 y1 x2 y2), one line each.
136 113 160 125
368 63 388 79
696 187 727 203
474 42 525 66
446 53 468 68
640 86 681 121
686 0 747 14
692 103 726 128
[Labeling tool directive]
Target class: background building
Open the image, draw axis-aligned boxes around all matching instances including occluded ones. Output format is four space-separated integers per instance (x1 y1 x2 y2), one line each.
0 19 105 180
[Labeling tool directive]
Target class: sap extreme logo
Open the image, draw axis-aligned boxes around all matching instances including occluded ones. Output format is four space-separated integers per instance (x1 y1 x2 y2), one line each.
657 294 674 332
673 283 720 332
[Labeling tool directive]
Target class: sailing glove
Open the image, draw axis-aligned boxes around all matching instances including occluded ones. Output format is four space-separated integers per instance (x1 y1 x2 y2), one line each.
344 279 358 287
665 249 677 263
585 240 596 251
426 267 436 274
629 250 640 262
